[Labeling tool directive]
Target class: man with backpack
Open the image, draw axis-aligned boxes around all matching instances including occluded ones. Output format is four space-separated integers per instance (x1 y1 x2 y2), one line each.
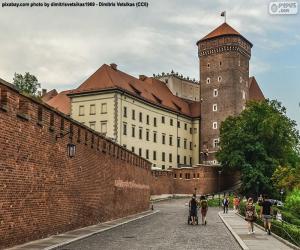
200 195 208 225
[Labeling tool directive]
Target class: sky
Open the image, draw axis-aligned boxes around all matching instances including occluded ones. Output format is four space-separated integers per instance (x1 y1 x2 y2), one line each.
0 0 299 129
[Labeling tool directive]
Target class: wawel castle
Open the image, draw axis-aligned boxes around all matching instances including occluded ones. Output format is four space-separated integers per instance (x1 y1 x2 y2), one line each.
43 22 264 170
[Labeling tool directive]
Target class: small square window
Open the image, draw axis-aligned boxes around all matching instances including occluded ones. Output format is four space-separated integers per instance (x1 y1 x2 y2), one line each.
101 121 107 134
213 138 219 148
213 89 218 97
184 124 187 130
90 122 96 130
170 119 173 126
79 105 85 116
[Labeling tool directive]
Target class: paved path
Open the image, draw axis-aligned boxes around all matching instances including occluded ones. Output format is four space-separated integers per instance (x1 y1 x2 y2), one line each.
58 199 240 250
219 210 294 250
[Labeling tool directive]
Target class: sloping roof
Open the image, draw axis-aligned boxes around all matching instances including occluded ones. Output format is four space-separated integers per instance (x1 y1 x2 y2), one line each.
69 64 201 118
249 76 264 101
197 22 252 46
42 89 58 102
46 90 71 115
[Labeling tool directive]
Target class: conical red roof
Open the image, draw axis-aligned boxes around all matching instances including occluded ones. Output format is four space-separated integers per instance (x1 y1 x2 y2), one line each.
197 22 252 46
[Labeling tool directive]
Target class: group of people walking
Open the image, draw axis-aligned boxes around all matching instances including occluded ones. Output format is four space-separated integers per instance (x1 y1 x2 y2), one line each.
245 194 273 235
189 194 208 225
189 193 273 236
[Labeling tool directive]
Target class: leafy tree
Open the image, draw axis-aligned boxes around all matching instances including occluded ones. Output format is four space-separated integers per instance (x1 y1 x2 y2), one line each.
216 100 300 197
13 72 40 96
285 188 300 217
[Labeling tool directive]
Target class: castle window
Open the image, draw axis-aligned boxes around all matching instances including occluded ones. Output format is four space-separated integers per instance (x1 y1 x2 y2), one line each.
132 146 135 153
139 127 142 139
146 149 149 159
213 89 218 97
162 152 165 162
169 153 172 162
101 121 107 134
153 151 157 160
207 63 210 68
139 148 142 156
206 78 210 84
242 90 246 100
162 133 166 144
90 122 96 130
132 109 135 120
218 76 222 82
240 76 243 83
123 122 127 135
90 104 96 115
169 135 173 146
132 125 135 137
123 106 127 117
213 122 218 129
213 104 218 111
79 105 84 116
170 118 173 126
101 103 107 114
139 112 143 122
213 138 220 148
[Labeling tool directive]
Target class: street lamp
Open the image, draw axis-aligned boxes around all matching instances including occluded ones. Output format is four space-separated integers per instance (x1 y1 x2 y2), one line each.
218 170 222 207
280 188 284 202
67 143 76 158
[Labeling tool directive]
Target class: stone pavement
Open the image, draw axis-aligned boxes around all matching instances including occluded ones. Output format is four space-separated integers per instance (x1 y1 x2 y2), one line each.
56 199 240 250
7 210 158 250
219 210 296 250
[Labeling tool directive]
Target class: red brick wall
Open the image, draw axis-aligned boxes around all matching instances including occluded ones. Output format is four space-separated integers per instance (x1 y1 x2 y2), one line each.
151 166 241 195
0 81 152 249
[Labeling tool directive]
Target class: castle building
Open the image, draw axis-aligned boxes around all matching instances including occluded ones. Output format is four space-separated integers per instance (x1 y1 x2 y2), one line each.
43 22 264 169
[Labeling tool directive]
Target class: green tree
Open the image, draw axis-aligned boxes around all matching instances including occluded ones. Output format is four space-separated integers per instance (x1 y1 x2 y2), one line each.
13 72 40 96
216 100 300 196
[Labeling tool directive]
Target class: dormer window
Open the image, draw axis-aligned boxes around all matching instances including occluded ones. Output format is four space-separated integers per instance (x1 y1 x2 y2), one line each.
172 101 182 111
152 94 162 104
129 83 141 96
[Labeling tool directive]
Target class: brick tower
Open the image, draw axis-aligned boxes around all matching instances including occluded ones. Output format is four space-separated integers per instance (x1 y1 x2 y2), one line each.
197 22 253 164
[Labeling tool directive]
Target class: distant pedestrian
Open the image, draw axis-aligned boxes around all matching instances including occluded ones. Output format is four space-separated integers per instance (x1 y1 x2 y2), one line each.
233 196 240 212
245 198 257 234
222 196 229 213
260 194 273 235
200 195 208 225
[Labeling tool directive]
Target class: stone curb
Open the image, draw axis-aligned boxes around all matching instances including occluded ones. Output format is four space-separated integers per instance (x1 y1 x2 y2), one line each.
235 213 300 250
46 210 160 250
218 212 249 250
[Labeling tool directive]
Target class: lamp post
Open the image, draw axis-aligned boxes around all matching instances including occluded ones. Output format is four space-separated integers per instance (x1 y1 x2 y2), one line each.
280 188 284 202
56 130 76 158
218 170 222 207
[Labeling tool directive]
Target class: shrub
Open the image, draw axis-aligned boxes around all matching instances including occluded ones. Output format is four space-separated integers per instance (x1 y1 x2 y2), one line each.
285 188 300 217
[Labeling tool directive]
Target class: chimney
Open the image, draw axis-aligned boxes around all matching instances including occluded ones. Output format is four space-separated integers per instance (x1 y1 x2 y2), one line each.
110 63 117 70
42 89 47 96
139 75 147 81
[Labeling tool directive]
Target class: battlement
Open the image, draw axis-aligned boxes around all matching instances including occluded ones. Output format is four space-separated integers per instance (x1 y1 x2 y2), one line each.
0 78 151 170
153 70 199 84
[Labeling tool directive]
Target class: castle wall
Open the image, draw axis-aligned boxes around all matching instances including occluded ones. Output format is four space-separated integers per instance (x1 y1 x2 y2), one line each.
0 81 152 249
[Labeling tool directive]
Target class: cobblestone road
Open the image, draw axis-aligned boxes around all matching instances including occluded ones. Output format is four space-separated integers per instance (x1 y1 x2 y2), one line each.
59 199 241 250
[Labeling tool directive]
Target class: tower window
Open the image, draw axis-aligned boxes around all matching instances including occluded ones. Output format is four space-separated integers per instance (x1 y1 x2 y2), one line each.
213 104 218 112
213 138 220 148
206 78 210 84
207 63 210 68
240 76 243 83
213 89 218 97
219 61 222 66
218 76 222 82
213 122 218 129
238 60 241 67
242 90 246 100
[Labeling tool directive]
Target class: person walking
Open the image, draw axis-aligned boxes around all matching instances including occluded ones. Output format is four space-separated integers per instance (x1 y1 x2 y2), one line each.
260 194 273 235
200 195 208 225
189 194 198 225
233 195 240 212
222 196 229 213
245 197 257 234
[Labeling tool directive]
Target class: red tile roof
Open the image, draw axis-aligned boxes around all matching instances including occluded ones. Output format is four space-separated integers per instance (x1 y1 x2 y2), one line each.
197 22 252 46
41 89 58 102
46 90 71 115
69 64 201 118
249 76 264 101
